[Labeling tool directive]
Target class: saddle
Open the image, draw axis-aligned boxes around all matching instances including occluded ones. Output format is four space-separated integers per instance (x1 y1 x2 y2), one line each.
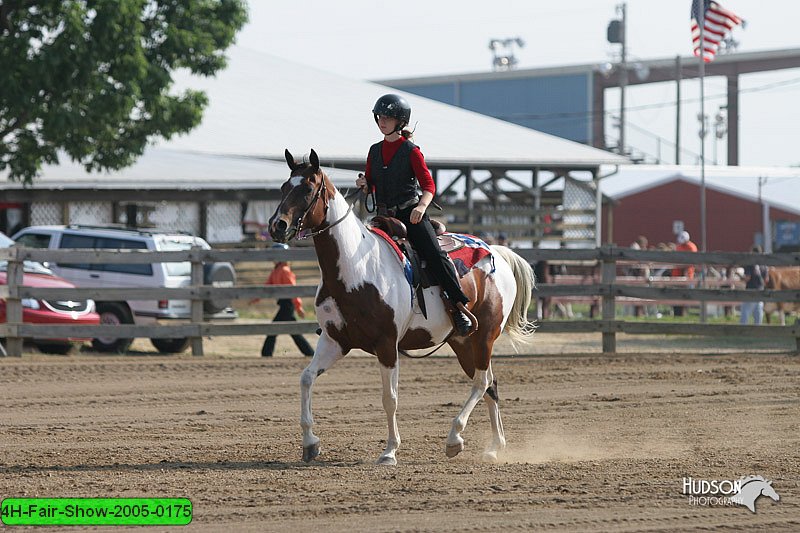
370 216 464 253
368 216 489 325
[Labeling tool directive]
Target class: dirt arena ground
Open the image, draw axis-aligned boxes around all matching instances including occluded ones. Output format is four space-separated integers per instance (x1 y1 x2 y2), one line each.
1 333 798 532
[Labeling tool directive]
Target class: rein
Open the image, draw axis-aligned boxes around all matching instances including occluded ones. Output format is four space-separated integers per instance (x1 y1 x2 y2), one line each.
295 180 356 240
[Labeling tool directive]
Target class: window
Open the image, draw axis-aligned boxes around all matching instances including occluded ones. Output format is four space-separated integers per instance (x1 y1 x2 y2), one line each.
58 234 153 275
14 233 52 249
58 234 96 270
95 237 153 276
158 239 193 277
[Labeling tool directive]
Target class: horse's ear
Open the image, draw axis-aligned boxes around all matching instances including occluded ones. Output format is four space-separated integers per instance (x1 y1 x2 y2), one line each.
309 149 320 171
285 149 298 171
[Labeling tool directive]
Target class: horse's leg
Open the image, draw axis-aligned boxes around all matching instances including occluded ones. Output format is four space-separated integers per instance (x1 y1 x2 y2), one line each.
445 336 492 459
300 334 347 462
377 358 401 465
481 361 506 463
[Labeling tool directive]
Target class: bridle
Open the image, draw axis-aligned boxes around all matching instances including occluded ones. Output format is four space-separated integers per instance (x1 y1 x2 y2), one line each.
291 172 354 240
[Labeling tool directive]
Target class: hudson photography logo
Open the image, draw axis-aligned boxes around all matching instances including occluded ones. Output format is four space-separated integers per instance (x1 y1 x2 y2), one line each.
682 475 781 513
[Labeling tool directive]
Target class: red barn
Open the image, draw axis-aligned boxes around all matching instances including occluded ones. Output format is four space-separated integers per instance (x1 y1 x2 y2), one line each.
601 168 800 252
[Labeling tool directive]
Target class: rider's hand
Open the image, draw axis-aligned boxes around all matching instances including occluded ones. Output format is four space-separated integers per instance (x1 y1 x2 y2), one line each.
409 204 426 224
356 173 368 192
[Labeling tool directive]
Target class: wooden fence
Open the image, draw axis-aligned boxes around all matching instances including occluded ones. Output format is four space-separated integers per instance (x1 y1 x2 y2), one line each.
1 245 799 357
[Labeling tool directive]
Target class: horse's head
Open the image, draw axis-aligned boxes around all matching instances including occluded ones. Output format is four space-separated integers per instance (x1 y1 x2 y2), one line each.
269 148 332 243
761 480 780 502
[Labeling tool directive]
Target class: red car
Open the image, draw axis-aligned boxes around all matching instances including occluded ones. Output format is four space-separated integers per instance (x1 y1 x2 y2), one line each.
1 232 100 354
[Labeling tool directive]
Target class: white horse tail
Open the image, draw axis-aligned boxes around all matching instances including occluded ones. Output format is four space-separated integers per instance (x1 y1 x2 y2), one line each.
491 245 537 346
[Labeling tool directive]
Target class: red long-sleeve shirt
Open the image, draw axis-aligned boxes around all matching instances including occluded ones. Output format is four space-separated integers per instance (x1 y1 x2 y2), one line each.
364 137 435 195
266 263 303 314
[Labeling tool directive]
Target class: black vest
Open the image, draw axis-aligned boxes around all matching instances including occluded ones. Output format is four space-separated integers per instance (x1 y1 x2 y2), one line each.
369 139 420 207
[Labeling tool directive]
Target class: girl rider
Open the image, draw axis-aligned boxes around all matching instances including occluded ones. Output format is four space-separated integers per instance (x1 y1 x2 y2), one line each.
356 94 473 336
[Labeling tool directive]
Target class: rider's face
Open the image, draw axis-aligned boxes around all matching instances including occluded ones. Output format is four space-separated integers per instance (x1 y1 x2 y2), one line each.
377 115 400 135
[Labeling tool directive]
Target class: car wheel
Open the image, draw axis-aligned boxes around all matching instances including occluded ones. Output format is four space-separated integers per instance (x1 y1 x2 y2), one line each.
34 342 74 355
203 262 236 313
92 302 134 353
150 337 190 354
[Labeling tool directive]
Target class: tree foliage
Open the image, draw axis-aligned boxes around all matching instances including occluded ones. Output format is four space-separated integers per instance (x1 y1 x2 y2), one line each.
0 0 248 183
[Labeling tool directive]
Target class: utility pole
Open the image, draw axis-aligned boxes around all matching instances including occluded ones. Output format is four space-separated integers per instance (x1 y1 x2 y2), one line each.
618 2 627 156
759 176 772 252
675 55 681 164
606 3 627 155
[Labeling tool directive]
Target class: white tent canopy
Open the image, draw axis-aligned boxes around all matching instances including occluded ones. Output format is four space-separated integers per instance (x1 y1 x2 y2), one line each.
165 47 628 168
0 148 360 191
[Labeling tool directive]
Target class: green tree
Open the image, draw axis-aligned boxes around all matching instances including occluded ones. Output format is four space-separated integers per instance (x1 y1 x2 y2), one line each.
0 0 248 183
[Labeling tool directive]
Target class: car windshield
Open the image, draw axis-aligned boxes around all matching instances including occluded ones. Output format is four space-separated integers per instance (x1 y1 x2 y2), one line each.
158 238 196 277
0 232 54 275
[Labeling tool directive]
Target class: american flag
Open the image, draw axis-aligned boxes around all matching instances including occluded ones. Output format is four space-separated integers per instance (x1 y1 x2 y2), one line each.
691 0 742 62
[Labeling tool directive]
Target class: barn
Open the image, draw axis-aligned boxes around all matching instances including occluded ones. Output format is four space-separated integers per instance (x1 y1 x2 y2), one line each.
600 165 800 251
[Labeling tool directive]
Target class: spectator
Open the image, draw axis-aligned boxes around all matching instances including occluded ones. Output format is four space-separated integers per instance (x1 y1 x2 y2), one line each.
651 242 673 278
626 235 650 277
496 233 509 246
251 243 315 358
532 260 550 319
671 231 697 317
671 231 698 278
475 230 494 245
740 245 769 325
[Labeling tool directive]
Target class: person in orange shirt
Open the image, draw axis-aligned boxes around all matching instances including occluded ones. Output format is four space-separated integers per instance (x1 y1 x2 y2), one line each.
252 244 314 357
671 231 698 278
671 231 698 317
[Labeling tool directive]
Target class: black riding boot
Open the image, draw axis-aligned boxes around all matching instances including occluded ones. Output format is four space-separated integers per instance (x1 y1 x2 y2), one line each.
452 307 472 336
444 292 472 336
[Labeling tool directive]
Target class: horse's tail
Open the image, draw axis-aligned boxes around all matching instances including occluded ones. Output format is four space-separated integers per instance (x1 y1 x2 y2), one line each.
491 245 537 347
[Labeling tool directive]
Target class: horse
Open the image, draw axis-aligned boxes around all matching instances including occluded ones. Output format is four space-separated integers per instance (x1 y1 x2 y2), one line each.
765 266 800 325
268 149 536 465
730 475 780 513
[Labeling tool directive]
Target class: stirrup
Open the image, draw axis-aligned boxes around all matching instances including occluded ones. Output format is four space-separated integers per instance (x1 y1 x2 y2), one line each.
453 302 478 336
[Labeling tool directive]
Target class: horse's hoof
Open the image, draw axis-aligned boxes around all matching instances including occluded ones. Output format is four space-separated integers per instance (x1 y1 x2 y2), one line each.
376 455 397 466
481 451 499 463
302 442 320 463
446 442 464 458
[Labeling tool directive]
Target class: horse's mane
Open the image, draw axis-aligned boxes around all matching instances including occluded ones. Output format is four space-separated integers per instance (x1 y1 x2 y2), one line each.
323 187 394 291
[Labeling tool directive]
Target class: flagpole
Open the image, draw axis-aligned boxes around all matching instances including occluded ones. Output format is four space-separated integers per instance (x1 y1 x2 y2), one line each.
699 8 707 254
698 4 708 323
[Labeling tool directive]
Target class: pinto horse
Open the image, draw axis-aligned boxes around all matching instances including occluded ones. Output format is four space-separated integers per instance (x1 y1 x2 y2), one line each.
269 149 536 465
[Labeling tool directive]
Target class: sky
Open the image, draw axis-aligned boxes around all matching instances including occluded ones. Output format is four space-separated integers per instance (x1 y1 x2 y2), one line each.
232 0 800 176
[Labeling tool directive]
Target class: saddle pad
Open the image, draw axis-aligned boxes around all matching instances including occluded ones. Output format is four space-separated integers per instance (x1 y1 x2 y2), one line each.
444 233 493 276
369 226 415 290
369 227 405 262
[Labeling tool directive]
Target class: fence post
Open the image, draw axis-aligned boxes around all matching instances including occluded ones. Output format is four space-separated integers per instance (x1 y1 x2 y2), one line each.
190 246 204 356
6 248 24 357
601 245 617 353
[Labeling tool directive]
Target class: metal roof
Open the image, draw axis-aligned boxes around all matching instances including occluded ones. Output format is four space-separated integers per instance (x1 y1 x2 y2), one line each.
161 47 627 169
379 47 800 87
0 148 361 191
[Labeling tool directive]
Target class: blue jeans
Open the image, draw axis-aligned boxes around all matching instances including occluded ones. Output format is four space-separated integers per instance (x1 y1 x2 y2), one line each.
740 301 764 325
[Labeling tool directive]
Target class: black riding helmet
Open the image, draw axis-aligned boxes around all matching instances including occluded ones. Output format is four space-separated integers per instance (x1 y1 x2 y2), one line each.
372 94 411 132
